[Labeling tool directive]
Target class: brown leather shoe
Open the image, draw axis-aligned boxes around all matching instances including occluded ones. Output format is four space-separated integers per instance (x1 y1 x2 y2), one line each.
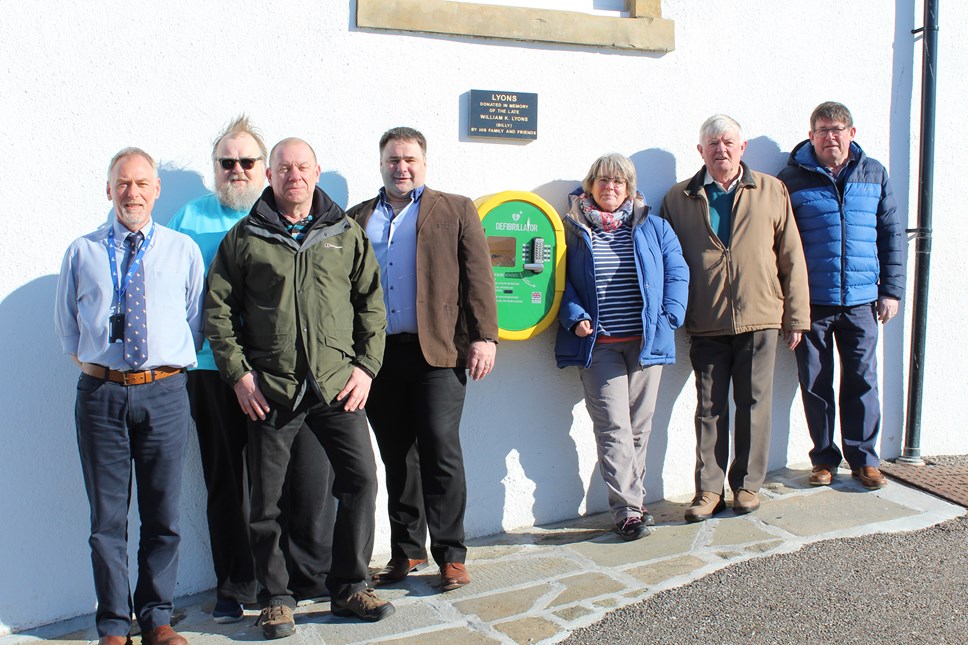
809 464 836 486
732 489 760 514
141 625 187 645
372 556 428 584
439 562 470 591
97 637 132 645
852 466 888 490
684 491 726 523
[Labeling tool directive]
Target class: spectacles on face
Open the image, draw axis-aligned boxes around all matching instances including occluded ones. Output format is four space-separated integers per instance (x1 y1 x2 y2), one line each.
595 176 625 187
218 157 260 170
813 126 849 138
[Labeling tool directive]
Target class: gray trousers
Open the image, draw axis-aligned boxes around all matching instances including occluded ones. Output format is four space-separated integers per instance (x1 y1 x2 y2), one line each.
580 340 662 523
689 330 778 494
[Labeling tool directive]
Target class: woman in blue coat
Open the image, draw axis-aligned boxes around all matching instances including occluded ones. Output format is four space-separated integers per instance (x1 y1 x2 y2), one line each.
555 153 688 541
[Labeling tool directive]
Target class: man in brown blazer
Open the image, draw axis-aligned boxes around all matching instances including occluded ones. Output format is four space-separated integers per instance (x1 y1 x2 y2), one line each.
348 126 498 592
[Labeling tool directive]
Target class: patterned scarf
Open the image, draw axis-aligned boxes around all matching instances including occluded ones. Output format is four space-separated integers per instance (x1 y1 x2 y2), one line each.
578 191 634 232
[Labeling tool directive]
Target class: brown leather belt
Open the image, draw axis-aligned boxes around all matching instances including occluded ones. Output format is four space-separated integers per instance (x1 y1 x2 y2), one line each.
80 363 185 386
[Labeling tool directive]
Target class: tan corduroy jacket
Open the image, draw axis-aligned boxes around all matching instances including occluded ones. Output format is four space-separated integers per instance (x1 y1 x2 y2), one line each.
658 163 810 336
348 186 498 367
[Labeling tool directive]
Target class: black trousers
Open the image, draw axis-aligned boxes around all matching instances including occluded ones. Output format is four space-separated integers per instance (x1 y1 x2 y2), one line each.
247 390 376 606
187 371 336 604
366 340 468 565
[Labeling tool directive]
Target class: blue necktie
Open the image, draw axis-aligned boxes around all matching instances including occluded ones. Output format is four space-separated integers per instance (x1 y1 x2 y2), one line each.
124 232 148 369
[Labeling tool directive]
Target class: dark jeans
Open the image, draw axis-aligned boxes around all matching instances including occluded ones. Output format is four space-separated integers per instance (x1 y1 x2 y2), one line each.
75 370 189 637
795 302 882 469
187 371 336 604
247 391 376 606
689 331 777 494
366 340 468 566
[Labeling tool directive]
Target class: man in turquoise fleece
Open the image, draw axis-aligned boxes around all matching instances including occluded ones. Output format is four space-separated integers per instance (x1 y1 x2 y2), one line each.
169 116 336 623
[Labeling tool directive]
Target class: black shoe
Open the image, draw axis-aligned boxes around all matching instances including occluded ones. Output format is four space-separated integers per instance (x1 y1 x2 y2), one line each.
616 516 650 541
257 605 295 639
641 507 656 526
212 596 244 624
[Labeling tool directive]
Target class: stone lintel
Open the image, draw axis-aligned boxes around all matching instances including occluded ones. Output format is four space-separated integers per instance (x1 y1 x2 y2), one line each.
357 0 675 53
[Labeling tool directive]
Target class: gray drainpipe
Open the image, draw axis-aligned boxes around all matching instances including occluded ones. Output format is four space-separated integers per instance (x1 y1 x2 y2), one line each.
900 0 940 465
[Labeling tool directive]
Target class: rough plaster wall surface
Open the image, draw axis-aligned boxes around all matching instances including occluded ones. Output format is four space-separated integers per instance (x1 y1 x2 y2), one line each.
0 0 963 632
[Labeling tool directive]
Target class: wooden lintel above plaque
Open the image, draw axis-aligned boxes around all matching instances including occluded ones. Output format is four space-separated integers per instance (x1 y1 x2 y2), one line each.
357 0 675 53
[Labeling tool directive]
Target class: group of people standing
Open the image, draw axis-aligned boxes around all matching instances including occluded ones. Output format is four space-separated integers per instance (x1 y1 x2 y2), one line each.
55 100 902 643
57 121 495 642
555 103 903 540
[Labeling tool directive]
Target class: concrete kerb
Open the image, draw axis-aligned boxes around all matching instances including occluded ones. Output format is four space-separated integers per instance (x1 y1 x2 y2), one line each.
3 465 963 644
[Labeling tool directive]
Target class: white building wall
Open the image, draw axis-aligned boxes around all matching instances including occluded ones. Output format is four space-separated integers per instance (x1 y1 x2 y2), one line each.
0 0 963 633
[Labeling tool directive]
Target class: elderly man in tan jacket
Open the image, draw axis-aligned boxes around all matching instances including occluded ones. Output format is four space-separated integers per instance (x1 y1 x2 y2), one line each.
660 114 809 522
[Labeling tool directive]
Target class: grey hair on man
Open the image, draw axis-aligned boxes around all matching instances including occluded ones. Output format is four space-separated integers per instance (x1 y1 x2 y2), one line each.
699 114 744 143
212 114 268 161
108 147 157 180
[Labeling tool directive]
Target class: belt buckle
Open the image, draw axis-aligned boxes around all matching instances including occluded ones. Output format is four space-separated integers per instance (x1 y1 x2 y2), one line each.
121 371 146 386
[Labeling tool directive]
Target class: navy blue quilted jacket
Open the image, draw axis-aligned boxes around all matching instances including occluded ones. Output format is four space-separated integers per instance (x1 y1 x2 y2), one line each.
778 140 904 306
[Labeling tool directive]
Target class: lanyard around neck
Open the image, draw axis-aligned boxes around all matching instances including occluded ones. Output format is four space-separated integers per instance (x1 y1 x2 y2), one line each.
106 224 154 309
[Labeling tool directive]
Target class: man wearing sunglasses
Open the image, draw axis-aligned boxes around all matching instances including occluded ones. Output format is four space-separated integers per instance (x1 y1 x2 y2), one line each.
778 102 905 491
206 137 392 639
169 117 337 624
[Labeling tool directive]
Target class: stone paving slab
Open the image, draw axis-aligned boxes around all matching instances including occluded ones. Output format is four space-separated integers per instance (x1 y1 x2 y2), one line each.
4 468 964 645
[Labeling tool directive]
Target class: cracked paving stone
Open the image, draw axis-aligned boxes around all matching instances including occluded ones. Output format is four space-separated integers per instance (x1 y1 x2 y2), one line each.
759 489 917 537
549 572 626 607
627 554 706 585
454 584 552 622
567 522 701 567
554 605 594 622
710 518 776 546
381 626 501 644
494 616 562 643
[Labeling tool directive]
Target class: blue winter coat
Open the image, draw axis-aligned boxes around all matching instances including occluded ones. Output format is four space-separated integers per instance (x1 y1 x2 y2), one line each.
778 140 904 306
555 193 689 369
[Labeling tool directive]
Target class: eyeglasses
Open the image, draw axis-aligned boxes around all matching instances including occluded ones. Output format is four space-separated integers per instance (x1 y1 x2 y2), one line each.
813 126 850 137
218 157 260 170
595 176 626 187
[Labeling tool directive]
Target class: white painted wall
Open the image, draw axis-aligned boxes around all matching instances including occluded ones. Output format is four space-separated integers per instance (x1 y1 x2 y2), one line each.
1 0 963 633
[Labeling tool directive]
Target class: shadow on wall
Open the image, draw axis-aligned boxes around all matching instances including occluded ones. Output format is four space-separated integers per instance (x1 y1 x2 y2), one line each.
630 148 678 208
462 333 589 535
743 136 787 176
881 0 916 458
154 167 208 226
647 333 692 502
318 172 349 210
0 276 95 631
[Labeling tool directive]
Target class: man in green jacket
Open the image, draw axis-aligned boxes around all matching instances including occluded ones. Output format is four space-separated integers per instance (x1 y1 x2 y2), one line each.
206 138 392 639
660 115 810 523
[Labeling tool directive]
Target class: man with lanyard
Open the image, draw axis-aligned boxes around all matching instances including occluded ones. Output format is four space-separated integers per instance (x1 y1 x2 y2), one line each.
55 148 205 645
348 127 498 592
778 102 904 490
169 116 337 623
206 138 392 639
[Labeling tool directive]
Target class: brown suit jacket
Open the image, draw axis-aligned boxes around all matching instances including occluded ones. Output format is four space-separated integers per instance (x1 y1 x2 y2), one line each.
348 186 498 367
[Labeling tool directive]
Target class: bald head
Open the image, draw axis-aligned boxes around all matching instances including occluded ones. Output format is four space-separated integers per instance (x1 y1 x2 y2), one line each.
267 138 321 219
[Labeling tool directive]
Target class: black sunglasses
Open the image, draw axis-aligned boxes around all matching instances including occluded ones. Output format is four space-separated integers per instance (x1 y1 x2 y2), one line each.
218 157 260 170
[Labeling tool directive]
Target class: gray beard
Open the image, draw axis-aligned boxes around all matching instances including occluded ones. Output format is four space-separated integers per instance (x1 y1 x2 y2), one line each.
216 182 262 212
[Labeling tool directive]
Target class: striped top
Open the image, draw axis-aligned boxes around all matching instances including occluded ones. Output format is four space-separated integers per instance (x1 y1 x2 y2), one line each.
284 214 314 243
591 224 643 337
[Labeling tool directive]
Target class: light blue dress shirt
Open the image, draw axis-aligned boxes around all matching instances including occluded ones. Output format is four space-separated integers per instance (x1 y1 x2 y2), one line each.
55 217 206 371
365 186 423 334
168 193 248 370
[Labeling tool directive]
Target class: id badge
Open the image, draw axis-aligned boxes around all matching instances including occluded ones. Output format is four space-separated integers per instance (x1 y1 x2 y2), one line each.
109 313 125 343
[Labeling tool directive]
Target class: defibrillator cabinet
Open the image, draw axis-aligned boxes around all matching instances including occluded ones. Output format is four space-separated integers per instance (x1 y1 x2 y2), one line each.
474 191 565 341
